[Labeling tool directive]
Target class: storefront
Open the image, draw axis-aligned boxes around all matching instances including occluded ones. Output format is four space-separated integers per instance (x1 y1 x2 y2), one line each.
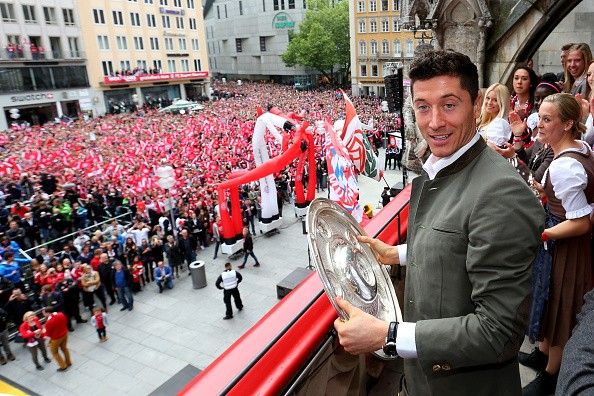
0 89 92 130
98 71 210 114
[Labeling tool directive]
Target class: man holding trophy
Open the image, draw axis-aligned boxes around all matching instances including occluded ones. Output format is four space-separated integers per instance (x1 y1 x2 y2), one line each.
334 51 544 395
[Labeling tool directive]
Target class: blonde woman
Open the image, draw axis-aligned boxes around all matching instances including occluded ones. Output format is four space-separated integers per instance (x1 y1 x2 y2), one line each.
19 311 50 370
563 43 592 95
477 83 512 148
522 93 594 394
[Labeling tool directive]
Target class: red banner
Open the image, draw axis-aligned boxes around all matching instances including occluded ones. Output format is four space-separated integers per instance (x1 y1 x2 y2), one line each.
102 71 209 85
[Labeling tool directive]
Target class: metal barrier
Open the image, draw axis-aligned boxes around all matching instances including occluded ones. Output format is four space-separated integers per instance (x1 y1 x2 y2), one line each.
23 211 134 256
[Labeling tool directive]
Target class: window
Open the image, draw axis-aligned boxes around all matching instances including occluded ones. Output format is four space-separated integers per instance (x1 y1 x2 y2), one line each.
358 20 366 33
235 38 242 53
406 39 413 56
224 4 228 17
370 41 377 55
43 7 56 24
179 38 186 50
164 37 173 50
239 1 244 15
193 59 201 71
381 19 389 32
68 37 80 57
120 60 131 71
62 9 75 25
116 36 128 50
181 59 189 71
160 0 168 5
303 0 306 8
137 60 147 70
260 36 266 52
102 60 114 76
359 41 366 56
93 9 105 24
273 0 279 11
113 11 124 25
150 37 159 50
262 0 265 12
0 3 16 22
147 14 156 27
369 20 377 33
216 5 220 19
288 0 295 9
176 16 184 29
23 4 37 23
145 0 154 3
162 15 170 28
174 0 182 6
97 35 109 50
392 0 399 10
381 0 388 11
167 59 176 72
134 37 144 50
153 60 162 71
281 0 285 10
357 1 364 12
393 18 400 32
382 40 389 54
130 12 140 26
371 65 378 77
189 18 196 29
49 37 62 58
394 40 401 56
369 0 376 11
187 0 195 8
360 64 367 77
191 38 199 51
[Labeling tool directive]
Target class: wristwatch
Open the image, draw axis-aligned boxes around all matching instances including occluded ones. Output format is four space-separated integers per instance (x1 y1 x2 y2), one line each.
382 321 398 357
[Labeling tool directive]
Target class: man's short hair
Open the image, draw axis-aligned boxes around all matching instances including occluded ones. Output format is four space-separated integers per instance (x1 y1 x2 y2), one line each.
409 50 479 104
561 43 574 51
225 262 232 269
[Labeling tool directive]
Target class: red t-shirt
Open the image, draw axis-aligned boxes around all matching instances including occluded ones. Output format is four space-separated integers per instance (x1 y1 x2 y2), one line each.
44 312 68 340
93 313 105 329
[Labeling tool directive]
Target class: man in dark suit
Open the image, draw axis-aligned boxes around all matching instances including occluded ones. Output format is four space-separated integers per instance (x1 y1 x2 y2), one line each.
238 227 260 269
334 50 544 395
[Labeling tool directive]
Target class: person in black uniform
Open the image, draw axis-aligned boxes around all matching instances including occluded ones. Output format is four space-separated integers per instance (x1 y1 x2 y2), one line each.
215 262 244 320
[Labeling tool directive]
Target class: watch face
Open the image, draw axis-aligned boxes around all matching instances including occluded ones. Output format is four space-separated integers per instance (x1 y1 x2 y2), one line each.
307 198 402 360
383 342 397 356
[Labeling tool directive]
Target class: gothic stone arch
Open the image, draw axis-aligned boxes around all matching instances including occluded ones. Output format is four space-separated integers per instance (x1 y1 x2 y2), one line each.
484 0 583 86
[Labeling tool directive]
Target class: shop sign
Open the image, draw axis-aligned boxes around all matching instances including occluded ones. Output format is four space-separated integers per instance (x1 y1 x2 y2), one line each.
10 92 54 102
103 71 209 85
272 12 295 29
159 7 184 15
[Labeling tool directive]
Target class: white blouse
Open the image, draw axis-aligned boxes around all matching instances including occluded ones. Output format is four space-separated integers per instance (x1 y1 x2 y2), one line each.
478 117 512 147
541 141 593 219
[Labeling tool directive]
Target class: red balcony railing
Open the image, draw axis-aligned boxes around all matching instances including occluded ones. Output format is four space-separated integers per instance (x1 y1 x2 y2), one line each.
180 184 411 395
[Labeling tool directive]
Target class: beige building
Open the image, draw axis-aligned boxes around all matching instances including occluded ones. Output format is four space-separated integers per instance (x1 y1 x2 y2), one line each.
0 0 90 130
77 0 210 115
349 0 428 97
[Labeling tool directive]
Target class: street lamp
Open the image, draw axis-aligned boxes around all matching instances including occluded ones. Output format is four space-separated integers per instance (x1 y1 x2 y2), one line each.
156 165 177 237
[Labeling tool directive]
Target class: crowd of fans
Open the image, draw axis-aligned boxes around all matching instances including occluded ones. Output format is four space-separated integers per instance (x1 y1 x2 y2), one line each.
0 82 389 369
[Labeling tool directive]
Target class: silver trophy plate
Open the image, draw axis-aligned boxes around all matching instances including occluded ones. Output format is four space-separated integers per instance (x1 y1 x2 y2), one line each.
306 198 403 359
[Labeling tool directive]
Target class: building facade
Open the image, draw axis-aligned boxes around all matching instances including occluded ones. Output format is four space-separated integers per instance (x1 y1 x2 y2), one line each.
0 0 90 130
77 0 210 115
349 0 426 97
203 0 314 83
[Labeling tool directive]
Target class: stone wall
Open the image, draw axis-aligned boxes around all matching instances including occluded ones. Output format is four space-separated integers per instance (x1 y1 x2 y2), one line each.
533 1 594 76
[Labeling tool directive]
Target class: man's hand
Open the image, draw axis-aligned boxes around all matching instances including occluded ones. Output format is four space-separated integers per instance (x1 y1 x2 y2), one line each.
333 297 389 355
357 235 399 265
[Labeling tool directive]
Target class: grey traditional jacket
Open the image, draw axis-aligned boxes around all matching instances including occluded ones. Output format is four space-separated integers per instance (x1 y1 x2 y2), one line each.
403 138 544 395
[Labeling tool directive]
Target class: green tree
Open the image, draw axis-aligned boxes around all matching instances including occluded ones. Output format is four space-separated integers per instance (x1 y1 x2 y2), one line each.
281 0 349 83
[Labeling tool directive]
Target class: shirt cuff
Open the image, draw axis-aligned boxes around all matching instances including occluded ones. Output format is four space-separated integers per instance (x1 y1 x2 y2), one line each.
397 244 407 266
396 322 417 358
565 205 592 220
